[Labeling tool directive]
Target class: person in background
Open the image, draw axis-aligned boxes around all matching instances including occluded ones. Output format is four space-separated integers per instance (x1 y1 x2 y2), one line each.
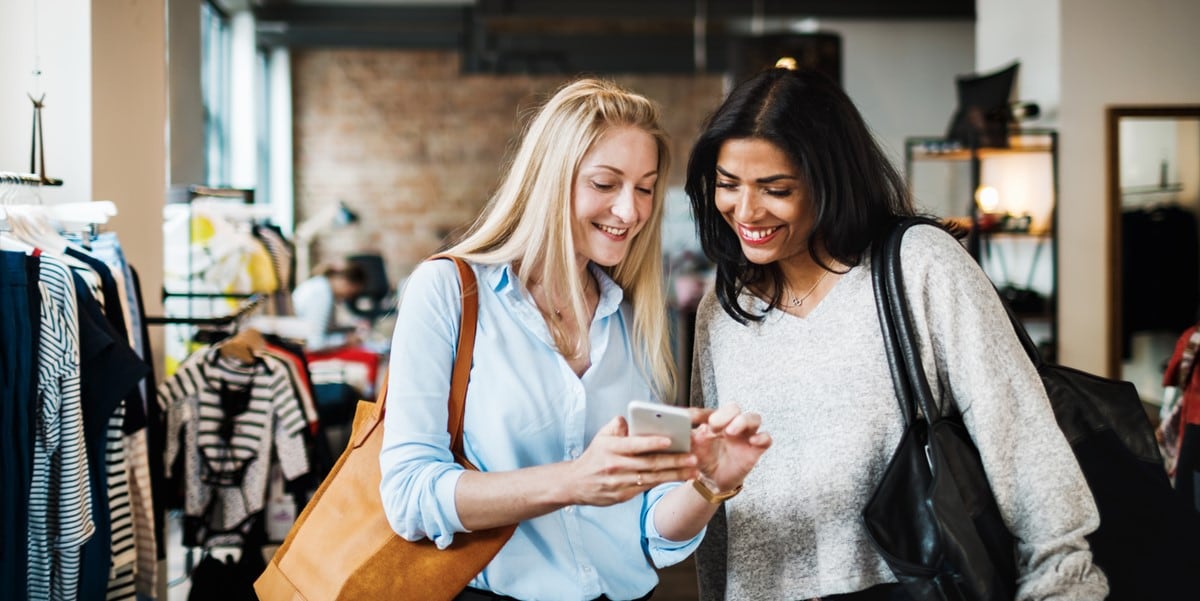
685 66 1107 600
379 78 772 601
291 260 367 351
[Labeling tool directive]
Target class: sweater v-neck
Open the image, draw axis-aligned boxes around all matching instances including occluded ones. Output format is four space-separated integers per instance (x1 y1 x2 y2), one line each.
747 262 866 325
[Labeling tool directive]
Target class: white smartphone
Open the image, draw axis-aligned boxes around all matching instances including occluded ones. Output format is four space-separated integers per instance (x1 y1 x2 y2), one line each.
626 400 692 453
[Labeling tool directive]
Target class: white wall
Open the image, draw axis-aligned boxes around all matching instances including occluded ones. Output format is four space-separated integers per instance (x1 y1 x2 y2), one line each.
726 18 975 170
0 0 168 322
976 0 1060 125
0 0 91 204
1058 0 1200 374
822 19 976 167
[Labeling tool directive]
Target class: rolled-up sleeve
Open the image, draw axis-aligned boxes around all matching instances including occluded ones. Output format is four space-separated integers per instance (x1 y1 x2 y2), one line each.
379 260 470 549
640 482 705 568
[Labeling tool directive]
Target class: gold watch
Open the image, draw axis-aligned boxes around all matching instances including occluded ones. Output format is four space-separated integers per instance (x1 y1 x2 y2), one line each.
691 477 743 504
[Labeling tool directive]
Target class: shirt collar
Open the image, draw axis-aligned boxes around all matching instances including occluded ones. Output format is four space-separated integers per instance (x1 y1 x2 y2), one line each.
485 261 625 320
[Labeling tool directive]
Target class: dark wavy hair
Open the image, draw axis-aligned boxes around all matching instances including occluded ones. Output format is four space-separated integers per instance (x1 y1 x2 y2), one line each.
685 67 916 324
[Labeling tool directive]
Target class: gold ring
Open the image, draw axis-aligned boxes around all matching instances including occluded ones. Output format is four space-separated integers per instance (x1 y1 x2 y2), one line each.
636 473 644 487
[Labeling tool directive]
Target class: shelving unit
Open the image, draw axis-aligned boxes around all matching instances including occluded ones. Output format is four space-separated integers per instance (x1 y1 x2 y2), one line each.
905 128 1059 360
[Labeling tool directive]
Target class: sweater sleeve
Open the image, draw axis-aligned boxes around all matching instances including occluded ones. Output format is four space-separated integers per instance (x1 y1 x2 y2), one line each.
690 291 729 601
900 226 1109 600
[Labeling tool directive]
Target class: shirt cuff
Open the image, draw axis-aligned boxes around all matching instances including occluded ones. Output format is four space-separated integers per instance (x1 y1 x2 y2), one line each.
434 468 468 546
643 482 705 567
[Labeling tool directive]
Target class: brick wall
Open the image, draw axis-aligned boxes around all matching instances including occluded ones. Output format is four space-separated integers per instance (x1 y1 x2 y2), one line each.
292 49 724 283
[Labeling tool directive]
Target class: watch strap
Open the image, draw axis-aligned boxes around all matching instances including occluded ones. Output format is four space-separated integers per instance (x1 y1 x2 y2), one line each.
691 478 743 504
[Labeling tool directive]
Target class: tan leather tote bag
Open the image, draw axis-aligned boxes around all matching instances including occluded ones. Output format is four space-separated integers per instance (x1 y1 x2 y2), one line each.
255 256 516 600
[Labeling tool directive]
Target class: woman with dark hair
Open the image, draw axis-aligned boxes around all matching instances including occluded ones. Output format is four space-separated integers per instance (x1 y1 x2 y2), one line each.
685 67 1108 600
292 260 368 350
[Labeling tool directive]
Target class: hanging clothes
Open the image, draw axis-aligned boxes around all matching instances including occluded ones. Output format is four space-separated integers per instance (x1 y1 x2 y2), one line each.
73 272 147 601
162 206 280 299
2 200 157 601
1 250 40 601
1121 204 1200 357
252 224 295 315
1162 324 1200 514
1 238 153 601
85 232 161 597
27 253 89 601
159 347 310 549
64 247 145 601
161 205 291 385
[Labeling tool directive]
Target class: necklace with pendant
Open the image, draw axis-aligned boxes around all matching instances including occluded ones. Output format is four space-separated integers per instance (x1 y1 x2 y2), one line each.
788 270 829 307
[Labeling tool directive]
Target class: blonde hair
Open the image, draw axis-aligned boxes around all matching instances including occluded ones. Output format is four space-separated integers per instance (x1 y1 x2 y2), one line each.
445 78 675 401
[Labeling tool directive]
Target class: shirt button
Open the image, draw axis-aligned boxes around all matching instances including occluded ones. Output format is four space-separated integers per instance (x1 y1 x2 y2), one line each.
569 448 580 458
581 565 592 573
564 506 575 513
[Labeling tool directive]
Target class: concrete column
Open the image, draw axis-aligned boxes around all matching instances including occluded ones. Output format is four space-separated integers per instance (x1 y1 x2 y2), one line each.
92 0 167 335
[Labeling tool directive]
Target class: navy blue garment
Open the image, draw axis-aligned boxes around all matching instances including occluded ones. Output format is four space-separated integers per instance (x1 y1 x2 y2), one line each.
64 248 148 433
1 251 37 601
73 275 148 601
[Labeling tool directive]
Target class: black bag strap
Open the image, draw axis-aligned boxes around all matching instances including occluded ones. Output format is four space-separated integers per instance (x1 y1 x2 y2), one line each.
876 217 1054 419
871 225 916 427
872 217 944 427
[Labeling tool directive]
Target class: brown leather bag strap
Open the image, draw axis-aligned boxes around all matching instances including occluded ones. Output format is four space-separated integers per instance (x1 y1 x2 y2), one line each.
368 255 479 468
434 255 480 470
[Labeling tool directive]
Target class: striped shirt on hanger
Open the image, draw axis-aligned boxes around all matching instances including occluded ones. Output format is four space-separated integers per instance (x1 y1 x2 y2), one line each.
160 347 309 545
27 254 91 601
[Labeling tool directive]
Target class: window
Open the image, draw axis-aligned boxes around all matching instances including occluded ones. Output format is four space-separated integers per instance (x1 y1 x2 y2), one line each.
201 0 231 186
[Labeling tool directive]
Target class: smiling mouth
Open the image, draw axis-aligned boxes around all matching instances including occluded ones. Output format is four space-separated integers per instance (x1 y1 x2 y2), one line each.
595 223 629 238
738 224 782 244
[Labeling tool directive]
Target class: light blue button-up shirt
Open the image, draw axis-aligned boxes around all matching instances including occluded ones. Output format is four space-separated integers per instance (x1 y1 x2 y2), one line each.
379 259 702 601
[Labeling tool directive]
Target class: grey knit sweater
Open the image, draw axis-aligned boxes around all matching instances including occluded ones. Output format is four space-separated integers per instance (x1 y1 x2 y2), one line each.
690 225 1108 600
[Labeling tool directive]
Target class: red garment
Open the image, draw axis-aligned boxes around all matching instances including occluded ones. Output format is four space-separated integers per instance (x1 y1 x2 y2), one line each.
1162 326 1200 427
1161 326 1200 476
305 347 382 395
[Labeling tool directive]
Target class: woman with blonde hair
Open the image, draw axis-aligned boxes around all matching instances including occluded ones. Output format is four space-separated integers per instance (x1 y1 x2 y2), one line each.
379 79 771 601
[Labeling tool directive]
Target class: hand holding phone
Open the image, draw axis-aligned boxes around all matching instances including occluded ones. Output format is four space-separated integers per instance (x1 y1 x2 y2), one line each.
626 400 692 453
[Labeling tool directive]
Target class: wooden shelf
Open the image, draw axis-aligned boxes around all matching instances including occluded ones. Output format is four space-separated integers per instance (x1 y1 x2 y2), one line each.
904 128 1058 362
981 230 1052 241
1121 183 1184 196
908 132 1056 161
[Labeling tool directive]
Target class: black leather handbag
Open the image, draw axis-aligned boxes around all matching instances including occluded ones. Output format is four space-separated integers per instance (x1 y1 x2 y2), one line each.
864 217 1200 601
862 218 1017 601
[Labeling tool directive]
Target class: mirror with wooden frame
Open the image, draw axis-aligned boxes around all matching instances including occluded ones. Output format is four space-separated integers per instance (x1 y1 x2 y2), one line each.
1107 105 1200 403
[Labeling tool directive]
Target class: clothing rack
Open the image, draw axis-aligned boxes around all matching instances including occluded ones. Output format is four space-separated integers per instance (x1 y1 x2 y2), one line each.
0 170 63 187
161 292 258 300
146 185 259 326
144 294 266 326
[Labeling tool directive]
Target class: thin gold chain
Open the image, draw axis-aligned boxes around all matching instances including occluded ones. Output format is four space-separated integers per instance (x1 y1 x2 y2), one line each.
788 270 829 307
